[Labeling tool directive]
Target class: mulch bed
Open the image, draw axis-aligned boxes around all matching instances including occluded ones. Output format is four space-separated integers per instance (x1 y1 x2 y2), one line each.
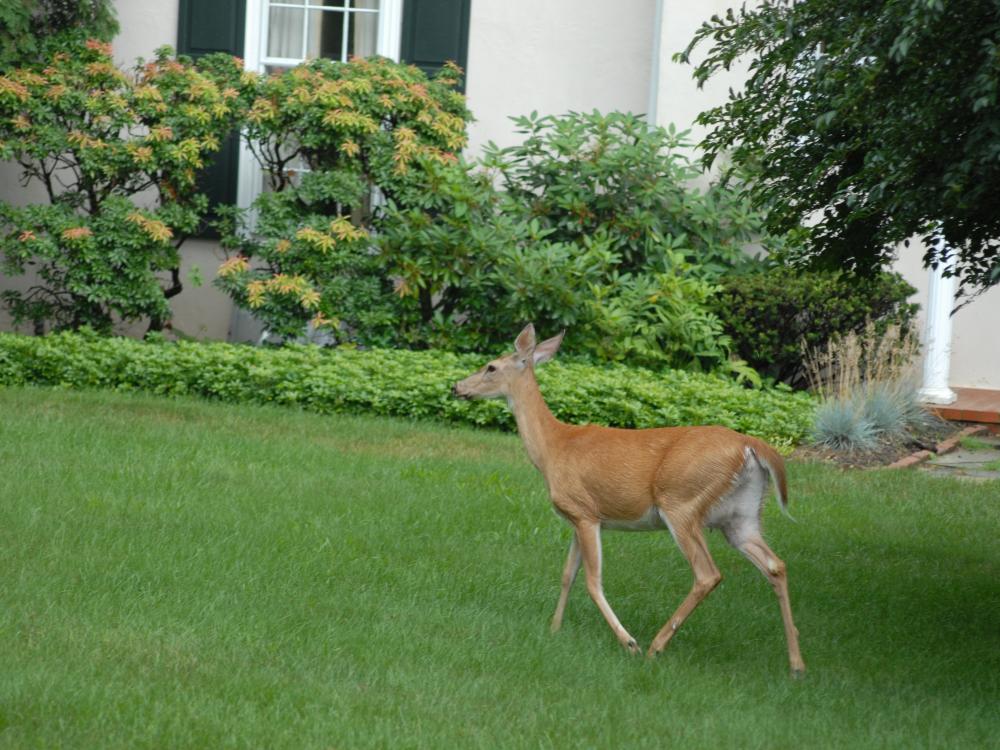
790 415 968 470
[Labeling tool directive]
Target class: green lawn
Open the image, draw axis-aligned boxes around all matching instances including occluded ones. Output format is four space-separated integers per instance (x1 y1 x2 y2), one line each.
1 387 997 749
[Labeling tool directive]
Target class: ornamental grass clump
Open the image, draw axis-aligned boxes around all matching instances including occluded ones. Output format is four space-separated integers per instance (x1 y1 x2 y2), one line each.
804 321 929 452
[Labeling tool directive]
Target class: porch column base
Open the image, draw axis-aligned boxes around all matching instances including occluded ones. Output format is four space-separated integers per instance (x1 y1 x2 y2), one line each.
918 386 957 405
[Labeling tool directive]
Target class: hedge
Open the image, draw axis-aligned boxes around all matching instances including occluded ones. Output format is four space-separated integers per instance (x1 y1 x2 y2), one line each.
710 267 918 388
0 331 815 447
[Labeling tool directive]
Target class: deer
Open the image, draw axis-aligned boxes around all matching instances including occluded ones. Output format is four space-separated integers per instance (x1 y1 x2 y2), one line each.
452 324 805 675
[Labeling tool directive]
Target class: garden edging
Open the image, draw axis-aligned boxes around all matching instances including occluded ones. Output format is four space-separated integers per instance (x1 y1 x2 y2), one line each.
885 425 988 470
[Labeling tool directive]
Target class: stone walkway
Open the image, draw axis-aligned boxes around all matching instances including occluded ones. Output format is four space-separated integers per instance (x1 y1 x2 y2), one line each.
918 431 1000 481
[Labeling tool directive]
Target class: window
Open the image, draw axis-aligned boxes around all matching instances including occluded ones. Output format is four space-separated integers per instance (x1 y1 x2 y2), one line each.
262 0 381 70
177 0 470 216
237 0 402 208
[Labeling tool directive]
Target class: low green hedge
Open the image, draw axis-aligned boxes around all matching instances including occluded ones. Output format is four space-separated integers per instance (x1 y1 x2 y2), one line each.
0 331 815 447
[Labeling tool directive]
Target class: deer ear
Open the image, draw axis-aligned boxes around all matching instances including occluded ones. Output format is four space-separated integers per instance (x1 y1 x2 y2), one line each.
532 331 564 366
514 323 536 356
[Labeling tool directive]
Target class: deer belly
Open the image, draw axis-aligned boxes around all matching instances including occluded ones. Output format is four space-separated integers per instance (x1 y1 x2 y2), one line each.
601 506 668 532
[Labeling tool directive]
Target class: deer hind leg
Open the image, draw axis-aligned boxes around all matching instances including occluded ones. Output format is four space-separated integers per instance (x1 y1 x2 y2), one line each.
647 518 722 658
730 530 806 676
550 532 581 633
575 520 640 654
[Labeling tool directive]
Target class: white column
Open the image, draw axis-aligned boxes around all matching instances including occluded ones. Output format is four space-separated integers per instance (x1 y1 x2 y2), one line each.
919 243 957 404
646 0 665 126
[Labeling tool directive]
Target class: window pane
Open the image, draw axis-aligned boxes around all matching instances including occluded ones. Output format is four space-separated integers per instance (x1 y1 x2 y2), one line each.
307 0 346 6
267 6 304 59
353 0 380 9
350 8 379 59
306 8 344 60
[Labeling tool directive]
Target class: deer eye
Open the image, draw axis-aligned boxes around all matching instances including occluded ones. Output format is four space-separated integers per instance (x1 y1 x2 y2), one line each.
486 364 497 373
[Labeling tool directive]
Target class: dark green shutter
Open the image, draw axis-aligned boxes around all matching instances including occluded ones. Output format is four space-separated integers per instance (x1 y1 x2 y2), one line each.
177 0 246 234
400 0 471 91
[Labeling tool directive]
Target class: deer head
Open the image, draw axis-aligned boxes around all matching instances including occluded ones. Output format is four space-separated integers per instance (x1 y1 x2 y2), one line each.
452 323 564 400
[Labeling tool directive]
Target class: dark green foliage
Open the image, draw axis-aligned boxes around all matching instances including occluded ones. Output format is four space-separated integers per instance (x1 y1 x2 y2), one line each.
710 267 918 386
224 103 784 376
374 110 799 375
373 154 523 350
483 111 789 278
0 330 816 446
683 0 1000 294
0 0 117 72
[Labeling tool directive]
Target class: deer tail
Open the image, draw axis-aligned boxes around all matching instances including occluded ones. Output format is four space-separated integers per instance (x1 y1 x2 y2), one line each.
748 440 794 522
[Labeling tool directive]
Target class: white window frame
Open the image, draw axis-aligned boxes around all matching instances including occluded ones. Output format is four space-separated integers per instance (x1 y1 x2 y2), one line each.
236 0 403 212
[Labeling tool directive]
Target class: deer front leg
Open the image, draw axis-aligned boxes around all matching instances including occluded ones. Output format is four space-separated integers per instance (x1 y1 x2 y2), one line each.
575 520 640 654
551 532 581 632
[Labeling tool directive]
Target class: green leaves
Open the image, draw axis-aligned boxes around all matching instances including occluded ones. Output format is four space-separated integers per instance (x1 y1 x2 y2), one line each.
218 57 472 344
0 330 816 448
710 267 919 387
686 0 1000 294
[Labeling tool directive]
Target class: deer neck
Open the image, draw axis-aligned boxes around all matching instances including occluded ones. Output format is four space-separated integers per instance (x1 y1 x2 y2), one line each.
508 368 561 472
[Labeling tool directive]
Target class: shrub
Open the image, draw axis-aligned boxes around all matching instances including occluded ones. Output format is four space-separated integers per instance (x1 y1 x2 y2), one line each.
215 57 471 343
220 106 793 377
0 330 816 447
710 267 919 387
0 42 248 333
0 0 117 72
375 110 790 374
482 111 789 278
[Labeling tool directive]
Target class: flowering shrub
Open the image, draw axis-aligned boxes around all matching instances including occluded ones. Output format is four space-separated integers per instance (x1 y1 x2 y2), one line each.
0 41 247 332
215 56 470 341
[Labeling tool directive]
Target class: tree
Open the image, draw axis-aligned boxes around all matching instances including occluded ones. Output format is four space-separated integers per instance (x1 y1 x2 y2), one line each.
682 0 1000 294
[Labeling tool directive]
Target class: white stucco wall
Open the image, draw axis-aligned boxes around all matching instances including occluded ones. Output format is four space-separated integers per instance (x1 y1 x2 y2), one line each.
111 0 178 67
464 0 656 154
655 0 754 139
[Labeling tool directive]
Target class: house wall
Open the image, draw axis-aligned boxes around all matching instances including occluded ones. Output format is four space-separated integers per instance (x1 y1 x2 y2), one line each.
463 0 655 153
655 0 754 142
894 246 1000 390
